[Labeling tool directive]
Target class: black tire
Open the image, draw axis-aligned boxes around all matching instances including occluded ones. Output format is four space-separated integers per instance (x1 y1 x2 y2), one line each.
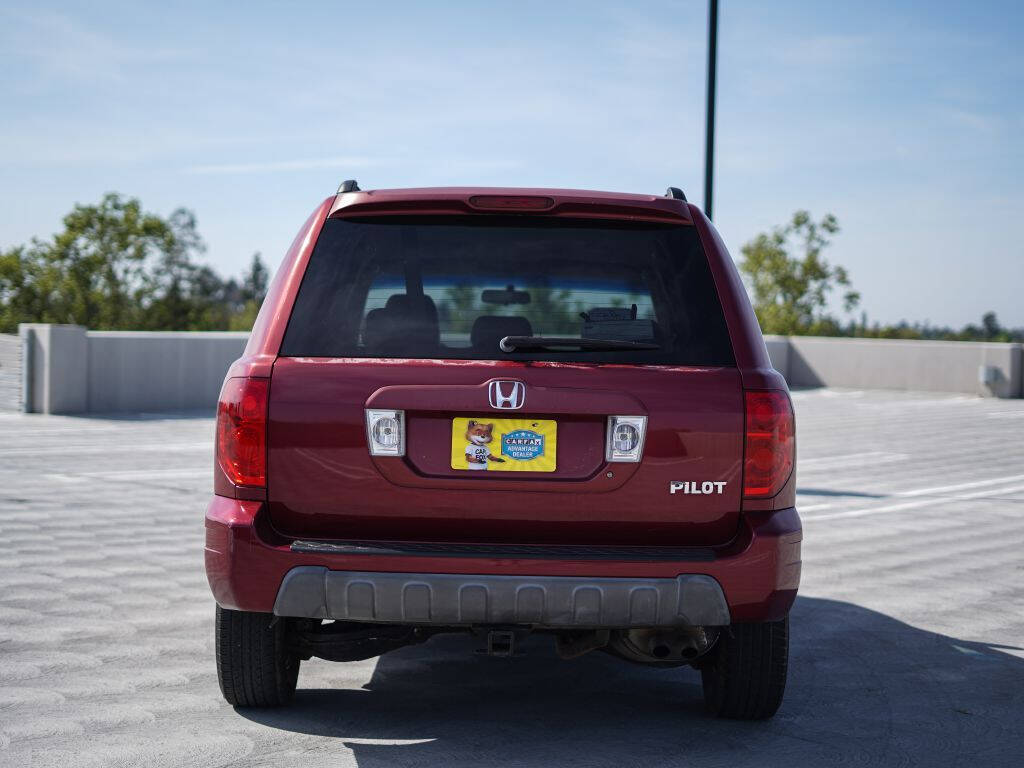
701 617 788 719
215 605 299 707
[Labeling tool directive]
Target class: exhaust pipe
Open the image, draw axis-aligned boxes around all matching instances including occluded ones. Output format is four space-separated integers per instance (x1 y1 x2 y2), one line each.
607 626 719 666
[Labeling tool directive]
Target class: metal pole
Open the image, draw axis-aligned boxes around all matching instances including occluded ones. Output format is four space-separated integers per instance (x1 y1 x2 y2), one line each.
704 0 718 220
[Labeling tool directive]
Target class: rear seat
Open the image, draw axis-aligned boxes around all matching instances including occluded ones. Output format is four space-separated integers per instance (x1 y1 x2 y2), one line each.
471 315 533 353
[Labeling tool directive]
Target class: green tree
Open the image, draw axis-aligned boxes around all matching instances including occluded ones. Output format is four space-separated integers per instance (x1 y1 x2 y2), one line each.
0 193 218 332
0 246 48 332
520 286 578 334
228 253 270 331
438 284 479 334
137 208 234 331
241 253 269 304
981 311 1002 341
739 211 860 335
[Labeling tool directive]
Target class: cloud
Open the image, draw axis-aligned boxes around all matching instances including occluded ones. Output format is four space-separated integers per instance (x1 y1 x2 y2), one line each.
182 157 379 175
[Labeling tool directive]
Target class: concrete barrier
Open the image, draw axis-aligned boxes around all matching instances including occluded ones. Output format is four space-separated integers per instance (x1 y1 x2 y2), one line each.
20 324 90 414
763 336 790 381
87 331 248 412
780 336 1022 399
20 324 247 414
16 325 1024 413
0 332 22 411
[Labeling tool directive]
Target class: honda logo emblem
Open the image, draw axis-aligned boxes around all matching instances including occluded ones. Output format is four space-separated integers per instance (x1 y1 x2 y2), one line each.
488 380 525 410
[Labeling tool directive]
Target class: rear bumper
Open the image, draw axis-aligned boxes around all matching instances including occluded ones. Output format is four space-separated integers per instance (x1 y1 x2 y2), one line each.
205 497 801 625
273 568 731 627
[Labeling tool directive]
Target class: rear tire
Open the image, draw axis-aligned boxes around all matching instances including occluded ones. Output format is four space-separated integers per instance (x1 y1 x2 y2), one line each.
701 617 788 719
215 605 299 707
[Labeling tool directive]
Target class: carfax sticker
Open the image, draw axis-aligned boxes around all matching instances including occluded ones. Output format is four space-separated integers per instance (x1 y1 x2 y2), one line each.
450 417 557 472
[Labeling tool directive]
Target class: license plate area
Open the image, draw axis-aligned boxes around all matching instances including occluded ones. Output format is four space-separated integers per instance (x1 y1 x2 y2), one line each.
451 417 557 472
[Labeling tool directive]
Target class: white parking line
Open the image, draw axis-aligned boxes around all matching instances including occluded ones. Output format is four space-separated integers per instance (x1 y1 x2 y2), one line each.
798 473 1024 514
896 474 1024 497
798 451 909 470
794 473 1024 514
0 443 210 457
796 502 837 512
804 482 1024 522
44 468 210 483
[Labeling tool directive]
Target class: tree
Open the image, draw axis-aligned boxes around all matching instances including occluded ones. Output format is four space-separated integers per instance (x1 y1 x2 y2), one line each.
0 193 277 333
0 246 47 332
0 193 217 332
438 285 478 334
228 253 270 331
981 311 1002 341
241 253 269 304
739 211 860 335
138 207 232 330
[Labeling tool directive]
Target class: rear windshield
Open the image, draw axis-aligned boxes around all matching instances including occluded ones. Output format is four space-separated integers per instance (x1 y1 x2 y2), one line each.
280 216 735 366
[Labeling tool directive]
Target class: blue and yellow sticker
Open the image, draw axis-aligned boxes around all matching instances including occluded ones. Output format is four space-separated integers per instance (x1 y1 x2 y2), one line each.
451 417 557 472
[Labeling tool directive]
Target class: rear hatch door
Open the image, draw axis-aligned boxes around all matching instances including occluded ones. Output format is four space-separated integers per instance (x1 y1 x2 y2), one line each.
267 212 742 546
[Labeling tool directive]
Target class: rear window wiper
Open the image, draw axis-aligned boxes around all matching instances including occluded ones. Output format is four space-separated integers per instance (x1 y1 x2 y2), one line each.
499 335 660 352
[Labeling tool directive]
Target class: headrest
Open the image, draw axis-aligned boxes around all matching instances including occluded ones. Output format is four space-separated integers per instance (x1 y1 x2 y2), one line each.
362 293 439 354
471 315 533 351
385 293 438 323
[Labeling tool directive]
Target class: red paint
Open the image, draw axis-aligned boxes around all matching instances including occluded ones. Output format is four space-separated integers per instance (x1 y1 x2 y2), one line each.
205 186 801 623
267 358 743 544
205 496 800 623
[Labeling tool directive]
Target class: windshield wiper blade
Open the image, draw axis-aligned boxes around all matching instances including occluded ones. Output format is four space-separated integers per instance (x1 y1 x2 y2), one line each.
499 335 660 352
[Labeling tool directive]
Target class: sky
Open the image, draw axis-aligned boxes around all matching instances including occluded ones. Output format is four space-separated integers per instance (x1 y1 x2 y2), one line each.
1 0 1021 328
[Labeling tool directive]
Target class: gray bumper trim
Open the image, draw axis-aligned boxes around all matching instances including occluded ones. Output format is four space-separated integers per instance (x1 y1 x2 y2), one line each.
273 567 731 628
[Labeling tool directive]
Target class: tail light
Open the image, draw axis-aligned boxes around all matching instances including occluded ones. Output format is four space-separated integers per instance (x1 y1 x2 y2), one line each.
743 390 794 498
216 377 269 487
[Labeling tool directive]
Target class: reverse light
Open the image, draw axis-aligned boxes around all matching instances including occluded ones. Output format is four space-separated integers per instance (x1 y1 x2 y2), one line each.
743 390 795 498
216 377 268 487
366 409 405 456
606 415 647 462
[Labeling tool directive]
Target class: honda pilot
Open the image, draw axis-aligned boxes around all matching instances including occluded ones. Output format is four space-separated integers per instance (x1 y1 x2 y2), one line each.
206 183 800 719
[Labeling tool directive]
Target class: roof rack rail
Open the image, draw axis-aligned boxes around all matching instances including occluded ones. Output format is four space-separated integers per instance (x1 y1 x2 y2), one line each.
665 186 687 201
338 179 360 193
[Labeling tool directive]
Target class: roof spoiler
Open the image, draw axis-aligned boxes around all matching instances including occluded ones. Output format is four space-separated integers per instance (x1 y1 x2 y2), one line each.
329 183 693 224
340 179 687 201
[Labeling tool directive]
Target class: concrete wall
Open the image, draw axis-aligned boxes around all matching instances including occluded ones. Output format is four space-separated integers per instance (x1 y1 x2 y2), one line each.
765 334 1022 398
87 331 248 412
17 325 1024 413
763 336 790 381
21 324 247 414
0 332 22 411
20 324 90 414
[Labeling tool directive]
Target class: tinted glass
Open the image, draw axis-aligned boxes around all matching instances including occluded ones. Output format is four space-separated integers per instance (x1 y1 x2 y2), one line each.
281 216 735 365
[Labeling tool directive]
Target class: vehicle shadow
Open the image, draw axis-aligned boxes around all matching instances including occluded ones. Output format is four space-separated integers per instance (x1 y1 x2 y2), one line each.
797 487 886 499
74 408 214 421
240 596 1024 767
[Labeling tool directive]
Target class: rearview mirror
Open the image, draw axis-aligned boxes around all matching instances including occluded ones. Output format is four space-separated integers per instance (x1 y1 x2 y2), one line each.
481 285 531 305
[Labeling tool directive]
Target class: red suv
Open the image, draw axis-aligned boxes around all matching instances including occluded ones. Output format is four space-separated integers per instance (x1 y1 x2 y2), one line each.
206 183 800 719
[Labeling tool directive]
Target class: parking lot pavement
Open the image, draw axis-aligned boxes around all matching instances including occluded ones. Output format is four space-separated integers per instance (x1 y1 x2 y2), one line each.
1 388 1023 767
